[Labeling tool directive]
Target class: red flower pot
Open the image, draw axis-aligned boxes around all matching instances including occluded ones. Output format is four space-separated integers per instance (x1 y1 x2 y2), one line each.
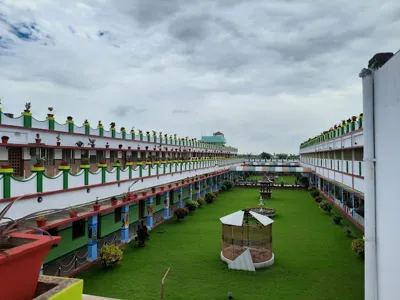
35 138 42 144
168 184 172 188
123 196 130 203
128 146 131 150
160 187 165 191
111 199 118 206
1 137 9 144
69 210 78 218
56 142 61 146
175 183 179 186
93 204 101 211
142 192 147 196
36 219 47 227
151 188 156 193
0 232 61 300
133 194 138 199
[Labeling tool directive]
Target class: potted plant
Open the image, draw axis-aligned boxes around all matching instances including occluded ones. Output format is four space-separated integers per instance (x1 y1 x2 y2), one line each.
35 133 41 144
81 157 90 165
68 206 78 218
160 186 165 191
0 202 61 300
75 141 84 147
1 136 9 144
128 146 131 150
47 107 54 117
56 134 61 146
33 157 46 168
168 184 172 188
106 142 109 148
137 145 141 150
24 102 31 113
111 196 118 206
142 191 147 196
67 116 73 121
88 138 96 148
60 161 69 167
352 116 357 121
118 144 123 149
151 187 156 193
122 193 130 202
35 215 47 227
93 199 101 211
145 146 149 151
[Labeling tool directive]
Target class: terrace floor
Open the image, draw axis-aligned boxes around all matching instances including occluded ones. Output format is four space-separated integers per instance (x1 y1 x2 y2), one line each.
78 188 364 300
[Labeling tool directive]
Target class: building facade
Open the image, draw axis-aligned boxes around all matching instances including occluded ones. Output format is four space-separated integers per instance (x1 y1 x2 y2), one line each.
299 114 365 230
0 105 241 276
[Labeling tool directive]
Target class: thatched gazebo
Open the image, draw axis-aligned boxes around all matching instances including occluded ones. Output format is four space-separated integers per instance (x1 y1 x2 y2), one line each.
259 176 273 199
220 209 275 271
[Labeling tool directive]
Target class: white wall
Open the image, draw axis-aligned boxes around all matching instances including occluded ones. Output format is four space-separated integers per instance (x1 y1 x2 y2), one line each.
372 52 400 300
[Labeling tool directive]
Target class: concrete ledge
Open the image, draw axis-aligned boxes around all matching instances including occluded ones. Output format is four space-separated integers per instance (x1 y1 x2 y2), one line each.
220 252 275 269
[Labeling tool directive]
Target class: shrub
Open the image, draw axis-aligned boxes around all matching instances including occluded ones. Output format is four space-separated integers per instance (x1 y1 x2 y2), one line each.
314 196 322 203
344 226 353 238
351 238 365 258
310 190 320 198
222 180 234 191
205 192 216 204
308 186 316 191
221 184 227 192
319 200 333 214
174 207 189 221
185 200 199 212
332 215 343 225
99 244 123 267
197 197 206 207
299 176 310 187
280 181 284 187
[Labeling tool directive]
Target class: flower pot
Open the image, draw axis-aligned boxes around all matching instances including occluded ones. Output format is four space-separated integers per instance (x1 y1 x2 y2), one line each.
56 142 61 146
168 184 172 188
47 113 54 118
128 146 131 150
175 183 179 186
91 144 95 148
160 187 165 191
152 188 156 193
0 232 61 300
137 147 140 150
69 210 78 218
35 138 42 144
112 199 119 206
106 145 109 148
133 194 138 199
93 204 101 211
119 145 123 149
36 218 47 227
142 192 147 196
1 137 9 144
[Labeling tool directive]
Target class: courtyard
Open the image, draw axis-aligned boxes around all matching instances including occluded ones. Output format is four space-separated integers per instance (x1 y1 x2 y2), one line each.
79 188 364 300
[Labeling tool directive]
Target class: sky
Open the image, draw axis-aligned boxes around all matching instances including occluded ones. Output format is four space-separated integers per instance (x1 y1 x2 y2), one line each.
1 1 400 154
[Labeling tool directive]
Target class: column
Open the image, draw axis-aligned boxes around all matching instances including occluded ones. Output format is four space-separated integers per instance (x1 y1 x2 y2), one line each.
197 182 201 199
178 187 183 208
188 184 192 201
121 205 129 243
146 197 153 228
87 215 98 261
351 194 356 218
164 192 169 219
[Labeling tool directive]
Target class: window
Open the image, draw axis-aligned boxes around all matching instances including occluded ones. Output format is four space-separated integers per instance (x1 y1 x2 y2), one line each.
30 148 55 165
110 151 117 163
114 207 122 223
359 162 362 176
72 219 86 240
81 150 89 159
156 194 161 206
346 161 349 173
62 149 74 164
97 150 105 163
337 161 339 170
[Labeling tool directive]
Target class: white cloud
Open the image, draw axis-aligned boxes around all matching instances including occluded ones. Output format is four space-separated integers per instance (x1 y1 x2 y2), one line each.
0 0 399 153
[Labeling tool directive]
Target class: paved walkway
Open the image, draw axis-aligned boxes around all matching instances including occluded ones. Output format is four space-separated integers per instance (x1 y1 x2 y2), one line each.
83 294 121 300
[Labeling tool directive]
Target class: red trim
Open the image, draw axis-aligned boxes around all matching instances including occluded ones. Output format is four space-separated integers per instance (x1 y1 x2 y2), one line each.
0 124 237 153
2 165 233 204
25 171 229 231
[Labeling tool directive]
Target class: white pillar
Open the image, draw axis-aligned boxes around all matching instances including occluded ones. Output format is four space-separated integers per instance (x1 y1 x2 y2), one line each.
360 68 377 300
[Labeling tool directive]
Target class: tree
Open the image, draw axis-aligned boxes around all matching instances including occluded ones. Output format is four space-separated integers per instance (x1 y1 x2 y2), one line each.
260 152 272 159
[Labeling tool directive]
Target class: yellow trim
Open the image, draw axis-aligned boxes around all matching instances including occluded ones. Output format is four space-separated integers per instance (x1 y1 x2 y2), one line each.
126 162 133 166
110 128 116 131
98 125 103 129
137 162 143 166
98 164 108 168
22 111 32 116
48 278 83 300
80 164 91 169
146 162 152 165
113 163 121 167
31 167 45 172
58 166 70 170
0 168 13 174
83 122 90 126
46 116 55 121
66 120 74 124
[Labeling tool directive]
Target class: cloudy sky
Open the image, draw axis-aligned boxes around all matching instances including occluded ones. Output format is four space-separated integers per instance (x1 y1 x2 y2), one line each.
1 0 399 154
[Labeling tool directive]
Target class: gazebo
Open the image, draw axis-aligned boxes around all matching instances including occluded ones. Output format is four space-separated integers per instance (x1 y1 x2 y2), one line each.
259 176 273 199
219 209 275 271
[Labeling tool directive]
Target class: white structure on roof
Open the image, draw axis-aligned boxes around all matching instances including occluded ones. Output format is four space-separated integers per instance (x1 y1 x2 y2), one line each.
219 210 274 227
228 249 255 272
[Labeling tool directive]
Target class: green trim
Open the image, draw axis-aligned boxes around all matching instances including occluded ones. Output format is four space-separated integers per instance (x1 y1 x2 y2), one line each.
139 166 143 177
0 109 2 124
359 162 362 176
122 131 126 139
68 122 74 133
116 167 120 181
147 135 150 142
111 129 116 138
84 169 89 185
48 119 55 130
63 170 69 190
148 166 151 177
23 113 32 128
102 168 106 183
85 124 90 135
140 134 143 141
3 174 11 198
131 132 135 140
129 166 132 179
99 127 104 136
36 172 43 193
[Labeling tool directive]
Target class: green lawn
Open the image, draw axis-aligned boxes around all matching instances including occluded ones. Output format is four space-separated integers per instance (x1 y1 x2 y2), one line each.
79 189 364 300
276 176 298 185
246 175 263 180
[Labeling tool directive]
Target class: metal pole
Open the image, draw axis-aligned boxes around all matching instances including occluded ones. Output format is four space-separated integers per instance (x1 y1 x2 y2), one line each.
160 267 170 300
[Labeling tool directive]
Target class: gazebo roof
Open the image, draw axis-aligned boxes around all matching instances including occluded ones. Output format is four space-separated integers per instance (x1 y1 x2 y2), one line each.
220 210 274 227
259 177 273 184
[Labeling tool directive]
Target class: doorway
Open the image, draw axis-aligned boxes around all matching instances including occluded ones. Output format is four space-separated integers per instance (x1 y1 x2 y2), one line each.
138 199 145 220
8 147 23 177
169 190 174 206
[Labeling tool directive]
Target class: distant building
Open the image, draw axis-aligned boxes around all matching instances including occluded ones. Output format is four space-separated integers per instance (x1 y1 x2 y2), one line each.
200 131 227 146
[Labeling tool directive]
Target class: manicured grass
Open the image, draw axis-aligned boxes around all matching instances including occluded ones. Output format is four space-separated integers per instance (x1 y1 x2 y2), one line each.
246 175 262 180
276 176 298 184
79 189 364 300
